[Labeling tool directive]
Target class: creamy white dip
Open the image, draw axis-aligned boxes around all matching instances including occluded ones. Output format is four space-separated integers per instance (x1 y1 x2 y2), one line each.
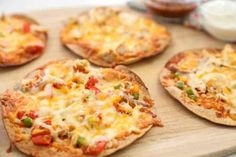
200 0 236 41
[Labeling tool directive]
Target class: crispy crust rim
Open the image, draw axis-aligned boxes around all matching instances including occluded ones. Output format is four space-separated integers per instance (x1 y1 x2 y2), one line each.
64 36 170 68
61 7 171 67
0 14 48 67
160 48 236 126
1 60 159 157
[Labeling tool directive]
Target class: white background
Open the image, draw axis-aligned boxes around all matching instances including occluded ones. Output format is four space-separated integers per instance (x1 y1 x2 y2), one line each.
0 0 129 13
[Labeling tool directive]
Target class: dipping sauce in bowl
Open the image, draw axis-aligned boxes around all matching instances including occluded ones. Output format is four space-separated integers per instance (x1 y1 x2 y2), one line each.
145 0 198 18
200 0 236 42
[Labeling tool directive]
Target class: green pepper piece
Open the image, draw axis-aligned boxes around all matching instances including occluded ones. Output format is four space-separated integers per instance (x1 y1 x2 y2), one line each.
132 93 139 100
76 136 86 148
176 81 184 90
188 94 197 101
114 84 121 89
186 89 194 95
186 88 197 101
22 117 33 128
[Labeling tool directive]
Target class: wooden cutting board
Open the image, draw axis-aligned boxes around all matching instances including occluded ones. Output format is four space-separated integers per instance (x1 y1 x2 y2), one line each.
0 7 236 157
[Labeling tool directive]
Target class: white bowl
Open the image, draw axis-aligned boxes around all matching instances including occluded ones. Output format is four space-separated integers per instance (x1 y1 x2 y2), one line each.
199 0 236 42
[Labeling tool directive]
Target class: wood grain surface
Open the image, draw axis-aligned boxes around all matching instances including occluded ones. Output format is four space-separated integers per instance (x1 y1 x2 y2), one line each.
0 7 236 157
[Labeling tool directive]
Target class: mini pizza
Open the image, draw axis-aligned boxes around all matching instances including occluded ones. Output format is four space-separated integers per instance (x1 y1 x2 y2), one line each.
61 7 170 67
0 59 162 157
0 14 47 67
160 45 236 126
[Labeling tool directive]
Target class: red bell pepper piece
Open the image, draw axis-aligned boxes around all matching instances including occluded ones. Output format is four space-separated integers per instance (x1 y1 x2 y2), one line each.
31 134 52 146
82 141 107 155
17 111 25 119
26 111 38 119
25 44 44 55
31 127 52 146
85 77 101 94
44 120 51 125
22 22 31 33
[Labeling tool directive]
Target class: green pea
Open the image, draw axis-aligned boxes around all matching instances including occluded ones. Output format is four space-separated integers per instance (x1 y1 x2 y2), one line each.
76 136 86 148
22 117 33 128
174 71 181 78
186 89 194 95
176 81 184 90
132 93 139 100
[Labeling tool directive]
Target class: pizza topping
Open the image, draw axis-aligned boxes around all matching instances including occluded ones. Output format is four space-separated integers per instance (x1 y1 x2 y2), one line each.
25 44 44 55
76 136 87 148
31 127 50 136
22 22 31 33
175 81 184 90
177 54 199 72
82 140 107 155
87 116 99 128
186 89 197 101
17 110 38 125
114 84 121 89
31 127 53 146
132 93 139 100
188 94 197 101
44 119 51 125
85 76 101 94
73 62 89 74
17 111 25 119
22 117 33 128
186 89 194 95
7 60 158 150
26 111 38 119
31 134 52 146
174 71 181 78
58 130 69 139
187 74 206 93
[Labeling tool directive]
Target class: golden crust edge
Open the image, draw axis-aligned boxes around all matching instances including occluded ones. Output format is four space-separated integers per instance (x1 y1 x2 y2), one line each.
2 117 151 157
63 36 170 68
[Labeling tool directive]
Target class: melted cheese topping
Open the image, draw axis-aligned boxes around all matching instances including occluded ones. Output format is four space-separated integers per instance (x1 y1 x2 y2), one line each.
0 16 44 53
17 60 153 146
62 7 169 60
183 45 236 111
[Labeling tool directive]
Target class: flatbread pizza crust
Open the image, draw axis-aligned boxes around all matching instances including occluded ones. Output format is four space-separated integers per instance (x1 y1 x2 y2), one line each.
61 7 171 67
0 14 47 67
1 59 161 157
2 117 151 157
160 47 236 126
